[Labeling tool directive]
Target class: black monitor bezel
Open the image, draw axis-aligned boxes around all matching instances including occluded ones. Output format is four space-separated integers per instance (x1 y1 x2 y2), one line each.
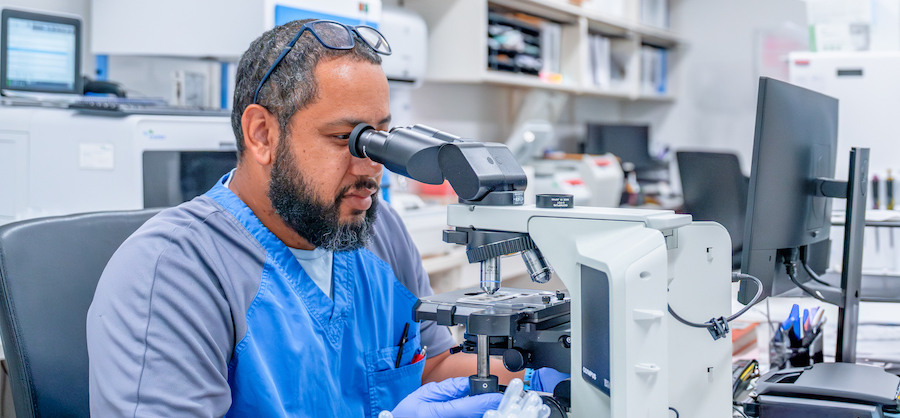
0 8 82 95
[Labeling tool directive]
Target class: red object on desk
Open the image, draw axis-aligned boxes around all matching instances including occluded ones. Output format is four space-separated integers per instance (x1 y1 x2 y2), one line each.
732 322 759 356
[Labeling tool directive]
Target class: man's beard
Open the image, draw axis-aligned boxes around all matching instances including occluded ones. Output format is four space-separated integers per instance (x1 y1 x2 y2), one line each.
268 140 378 252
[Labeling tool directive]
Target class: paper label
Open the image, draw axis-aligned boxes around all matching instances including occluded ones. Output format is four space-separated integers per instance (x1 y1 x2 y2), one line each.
79 143 115 170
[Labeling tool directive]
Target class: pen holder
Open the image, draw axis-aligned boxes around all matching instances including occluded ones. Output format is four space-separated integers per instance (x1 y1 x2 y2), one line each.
769 329 824 370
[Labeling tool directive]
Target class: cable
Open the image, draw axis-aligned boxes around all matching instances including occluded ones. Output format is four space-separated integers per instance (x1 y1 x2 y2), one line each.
729 273 763 321
733 405 749 418
802 260 832 287
668 273 764 340
786 265 831 304
669 406 679 418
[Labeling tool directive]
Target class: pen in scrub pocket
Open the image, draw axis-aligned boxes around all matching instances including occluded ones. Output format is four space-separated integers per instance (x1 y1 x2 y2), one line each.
395 323 410 369
411 346 427 364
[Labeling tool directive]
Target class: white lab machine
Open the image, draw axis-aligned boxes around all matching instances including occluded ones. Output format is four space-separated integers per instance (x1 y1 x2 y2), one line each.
0 105 234 226
531 155 624 208
350 124 735 418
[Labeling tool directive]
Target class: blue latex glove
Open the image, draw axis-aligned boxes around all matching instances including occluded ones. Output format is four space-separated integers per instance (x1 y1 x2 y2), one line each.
391 377 503 418
530 368 570 393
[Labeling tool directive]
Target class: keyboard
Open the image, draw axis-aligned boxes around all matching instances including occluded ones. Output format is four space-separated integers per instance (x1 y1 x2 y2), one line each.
68 100 230 117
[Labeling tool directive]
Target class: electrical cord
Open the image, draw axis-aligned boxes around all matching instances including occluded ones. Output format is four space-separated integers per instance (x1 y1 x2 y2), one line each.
802 260 832 287
786 263 832 304
669 406 679 418
668 273 763 326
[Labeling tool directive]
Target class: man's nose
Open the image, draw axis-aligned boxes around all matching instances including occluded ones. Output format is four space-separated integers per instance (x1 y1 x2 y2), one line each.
349 154 382 178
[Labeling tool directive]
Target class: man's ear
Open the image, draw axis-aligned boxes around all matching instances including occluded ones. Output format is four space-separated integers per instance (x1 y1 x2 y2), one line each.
241 104 279 166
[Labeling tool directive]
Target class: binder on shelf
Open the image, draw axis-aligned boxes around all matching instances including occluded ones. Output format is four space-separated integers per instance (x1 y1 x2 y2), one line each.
540 21 562 77
589 34 611 89
640 45 667 95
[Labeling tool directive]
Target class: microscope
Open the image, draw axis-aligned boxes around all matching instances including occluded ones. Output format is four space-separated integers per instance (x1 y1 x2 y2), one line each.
350 124 734 418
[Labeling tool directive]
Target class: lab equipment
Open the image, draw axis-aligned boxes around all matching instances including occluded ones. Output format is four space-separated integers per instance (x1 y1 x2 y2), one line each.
530 155 623 208
0 7 82 97
0 106 234 226
888 170 894 210
350 123 738 417
874 175 881 209
387 377 503 418
737 77 869 364
483 378 552 418
379 6 427 86
744 362 900 418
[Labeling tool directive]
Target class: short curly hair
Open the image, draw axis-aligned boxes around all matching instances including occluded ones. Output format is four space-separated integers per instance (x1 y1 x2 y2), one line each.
230 19 382 157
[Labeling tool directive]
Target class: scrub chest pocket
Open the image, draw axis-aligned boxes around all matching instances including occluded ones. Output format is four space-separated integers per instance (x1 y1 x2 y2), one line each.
366 333 425 415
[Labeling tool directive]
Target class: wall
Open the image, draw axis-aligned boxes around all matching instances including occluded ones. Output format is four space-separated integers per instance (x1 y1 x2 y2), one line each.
624 0 808 174
5 0 95 77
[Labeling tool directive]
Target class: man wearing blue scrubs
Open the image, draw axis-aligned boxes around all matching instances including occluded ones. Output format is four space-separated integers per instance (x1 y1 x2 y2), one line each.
86 19 505 417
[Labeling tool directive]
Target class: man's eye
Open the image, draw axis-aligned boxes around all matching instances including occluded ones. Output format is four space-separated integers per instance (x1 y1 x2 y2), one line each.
334 134 350 140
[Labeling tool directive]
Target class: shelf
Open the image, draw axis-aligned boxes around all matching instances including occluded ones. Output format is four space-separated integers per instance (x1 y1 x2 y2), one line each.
579 85 634 99
481 71 582 93
503 0 680 45
635 25 682 47
635 93 676 102
407 0 679 102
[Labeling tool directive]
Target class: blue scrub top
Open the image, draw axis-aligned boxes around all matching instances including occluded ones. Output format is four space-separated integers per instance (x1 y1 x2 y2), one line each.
207 182 426 417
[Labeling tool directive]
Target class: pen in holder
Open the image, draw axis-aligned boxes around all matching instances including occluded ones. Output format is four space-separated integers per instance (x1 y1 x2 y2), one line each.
769 324 825 370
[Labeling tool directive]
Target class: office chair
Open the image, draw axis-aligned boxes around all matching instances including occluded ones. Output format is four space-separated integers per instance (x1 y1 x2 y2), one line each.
0 209 161 418
677 151 749 269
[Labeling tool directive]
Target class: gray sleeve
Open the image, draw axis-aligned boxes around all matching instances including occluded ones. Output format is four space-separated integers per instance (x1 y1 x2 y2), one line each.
369 201 457 355
87 208 262 417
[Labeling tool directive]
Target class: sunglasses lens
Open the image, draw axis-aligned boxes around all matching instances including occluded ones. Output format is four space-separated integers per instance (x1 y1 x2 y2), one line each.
355 26 392 55
311 21 354 49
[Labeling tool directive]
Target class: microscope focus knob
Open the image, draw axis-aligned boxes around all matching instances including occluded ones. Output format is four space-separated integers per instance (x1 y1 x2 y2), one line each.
502 348 531 372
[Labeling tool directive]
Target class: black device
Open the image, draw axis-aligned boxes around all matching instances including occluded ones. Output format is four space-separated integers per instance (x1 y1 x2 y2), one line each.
582 124 667 183
142 151 238 208
676 151 749 269
745 363 900 418
738 77 868 363
0 7 82 95
349 123 528 206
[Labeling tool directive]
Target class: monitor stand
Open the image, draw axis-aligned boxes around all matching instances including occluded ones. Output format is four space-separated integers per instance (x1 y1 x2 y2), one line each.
808 147 869 363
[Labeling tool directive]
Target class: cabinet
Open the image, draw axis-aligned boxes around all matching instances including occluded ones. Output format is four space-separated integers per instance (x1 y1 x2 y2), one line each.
405 0 681 100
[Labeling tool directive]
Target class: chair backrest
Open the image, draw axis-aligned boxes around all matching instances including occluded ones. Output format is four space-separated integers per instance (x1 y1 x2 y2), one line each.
677 151 749 268
0 209 160 418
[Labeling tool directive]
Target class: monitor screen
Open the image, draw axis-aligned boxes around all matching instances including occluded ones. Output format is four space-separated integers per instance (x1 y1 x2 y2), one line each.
583 124 655 170
1 8 81 94
738 77 839 303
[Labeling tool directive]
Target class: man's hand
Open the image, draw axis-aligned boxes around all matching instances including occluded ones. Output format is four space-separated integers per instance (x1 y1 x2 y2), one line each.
390 377 503 418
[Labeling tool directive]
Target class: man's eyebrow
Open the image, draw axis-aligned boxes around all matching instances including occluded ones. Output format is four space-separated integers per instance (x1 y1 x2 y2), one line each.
324 115 392 128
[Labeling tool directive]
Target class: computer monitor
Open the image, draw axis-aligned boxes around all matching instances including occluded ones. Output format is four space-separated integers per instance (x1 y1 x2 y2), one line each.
738 77 869 363
0 8 82 96
739 77 838 298
583 124 655 169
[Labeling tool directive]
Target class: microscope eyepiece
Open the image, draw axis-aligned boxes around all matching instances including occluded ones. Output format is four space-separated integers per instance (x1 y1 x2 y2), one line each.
348 123 376 159
346 123 527 204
